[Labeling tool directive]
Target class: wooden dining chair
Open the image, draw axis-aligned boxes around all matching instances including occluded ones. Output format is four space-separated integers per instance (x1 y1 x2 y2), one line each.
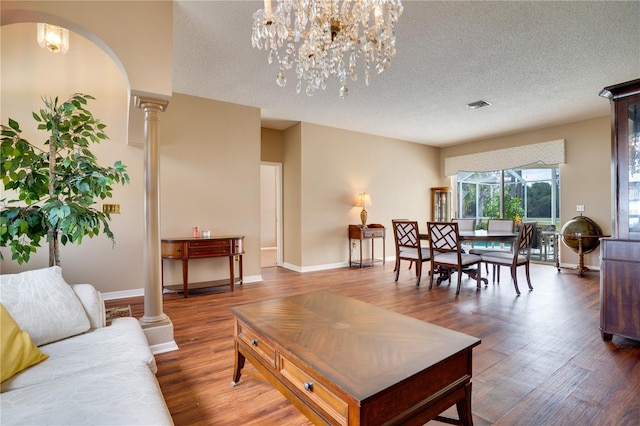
480 222 537 295
453 218 476 250
453 218 475 232
470 219 515 251
488 218 515 231
391 220 430 286
427 221 482 296
469 218 515 272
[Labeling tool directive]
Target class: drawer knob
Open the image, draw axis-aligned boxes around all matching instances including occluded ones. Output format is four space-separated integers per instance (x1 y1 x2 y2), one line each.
251 338 258 346
304 381 313 391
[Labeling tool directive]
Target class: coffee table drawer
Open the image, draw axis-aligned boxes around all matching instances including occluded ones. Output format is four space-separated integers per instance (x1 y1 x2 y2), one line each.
237 322 276 368
279 354 348 426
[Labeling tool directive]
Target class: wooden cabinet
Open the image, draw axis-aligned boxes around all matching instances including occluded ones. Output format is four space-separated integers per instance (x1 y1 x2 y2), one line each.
599 78 640 341
600 239 640 341
603 78 640 239
431 187 451 222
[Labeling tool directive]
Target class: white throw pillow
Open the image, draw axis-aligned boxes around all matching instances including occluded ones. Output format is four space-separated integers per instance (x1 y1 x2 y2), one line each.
0 266 90 346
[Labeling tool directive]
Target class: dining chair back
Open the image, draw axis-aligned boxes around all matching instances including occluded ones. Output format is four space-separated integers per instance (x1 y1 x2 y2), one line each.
487 219 515 232
427 221 482 296
453 218 476 249
453 218 475 232
480 222 537 295
392 220 430 286
469 219 516 268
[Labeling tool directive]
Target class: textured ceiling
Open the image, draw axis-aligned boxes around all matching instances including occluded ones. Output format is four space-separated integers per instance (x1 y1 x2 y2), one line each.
174 1 640 147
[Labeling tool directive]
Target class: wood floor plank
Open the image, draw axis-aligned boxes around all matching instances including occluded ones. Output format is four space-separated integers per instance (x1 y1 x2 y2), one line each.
106 263 640 425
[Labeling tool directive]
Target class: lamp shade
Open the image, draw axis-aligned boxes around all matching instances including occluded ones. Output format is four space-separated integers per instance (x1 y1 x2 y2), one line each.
355 193 372 208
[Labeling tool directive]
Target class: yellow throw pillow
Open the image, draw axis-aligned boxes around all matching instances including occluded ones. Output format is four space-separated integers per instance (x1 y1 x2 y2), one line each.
1 304 49 382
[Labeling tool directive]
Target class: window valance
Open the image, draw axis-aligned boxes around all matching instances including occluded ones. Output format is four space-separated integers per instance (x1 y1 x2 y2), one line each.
444 139 565 176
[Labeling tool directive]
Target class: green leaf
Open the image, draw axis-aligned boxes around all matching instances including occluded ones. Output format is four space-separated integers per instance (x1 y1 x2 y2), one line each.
8 118 20 131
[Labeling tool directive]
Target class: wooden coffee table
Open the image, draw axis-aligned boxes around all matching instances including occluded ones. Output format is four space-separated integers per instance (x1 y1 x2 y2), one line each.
230 291 480 425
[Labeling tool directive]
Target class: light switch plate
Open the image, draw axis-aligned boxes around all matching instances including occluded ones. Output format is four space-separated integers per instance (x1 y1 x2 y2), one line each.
576 204 585 212
102 203 121 214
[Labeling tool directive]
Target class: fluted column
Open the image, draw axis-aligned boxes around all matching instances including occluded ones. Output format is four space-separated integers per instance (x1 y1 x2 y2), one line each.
135 96 169 325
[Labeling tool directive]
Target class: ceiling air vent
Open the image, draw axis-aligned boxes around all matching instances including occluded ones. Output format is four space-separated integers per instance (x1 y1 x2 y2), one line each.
466 100 492 109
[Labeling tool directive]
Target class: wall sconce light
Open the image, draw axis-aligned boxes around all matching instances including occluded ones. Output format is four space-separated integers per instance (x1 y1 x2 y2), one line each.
37 23 69 53
355 192 372 227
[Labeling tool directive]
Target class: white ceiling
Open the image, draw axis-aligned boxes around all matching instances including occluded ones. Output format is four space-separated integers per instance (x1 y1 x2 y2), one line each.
172 0 640 147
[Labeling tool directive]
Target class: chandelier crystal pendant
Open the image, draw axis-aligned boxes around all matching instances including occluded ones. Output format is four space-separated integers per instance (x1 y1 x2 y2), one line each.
252 0 403 99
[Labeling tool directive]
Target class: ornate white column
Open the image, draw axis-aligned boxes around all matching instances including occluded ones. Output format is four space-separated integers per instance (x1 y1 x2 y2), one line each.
134 95 177 353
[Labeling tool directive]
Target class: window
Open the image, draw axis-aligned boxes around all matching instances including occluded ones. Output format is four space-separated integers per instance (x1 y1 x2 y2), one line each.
445 142 564 263
456 165 560 229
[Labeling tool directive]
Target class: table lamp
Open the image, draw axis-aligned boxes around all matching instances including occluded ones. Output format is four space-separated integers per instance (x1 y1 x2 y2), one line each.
356 192 371 227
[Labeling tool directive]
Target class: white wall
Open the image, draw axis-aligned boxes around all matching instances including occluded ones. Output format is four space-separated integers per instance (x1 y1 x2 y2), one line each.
159 94 262 285
0 22 144 291
285 123 444 269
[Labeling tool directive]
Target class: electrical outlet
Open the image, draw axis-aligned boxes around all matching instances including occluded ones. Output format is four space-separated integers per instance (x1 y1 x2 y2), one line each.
576 204 585 212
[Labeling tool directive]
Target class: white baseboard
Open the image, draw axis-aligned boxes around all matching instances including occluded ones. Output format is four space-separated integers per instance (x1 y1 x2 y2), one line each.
281 262 302 272
149 341 179 355
281 262 349 273
102 274 264 300
102 288 144 300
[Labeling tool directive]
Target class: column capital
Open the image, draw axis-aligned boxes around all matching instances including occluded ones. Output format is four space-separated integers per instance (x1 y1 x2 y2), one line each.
134 95 169 112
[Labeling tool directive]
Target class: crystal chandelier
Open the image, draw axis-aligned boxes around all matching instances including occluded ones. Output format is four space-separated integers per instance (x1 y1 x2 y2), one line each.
251 0 403 99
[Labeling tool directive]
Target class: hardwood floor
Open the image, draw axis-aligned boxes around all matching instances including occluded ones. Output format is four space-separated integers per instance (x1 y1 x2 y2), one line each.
107 263 640 426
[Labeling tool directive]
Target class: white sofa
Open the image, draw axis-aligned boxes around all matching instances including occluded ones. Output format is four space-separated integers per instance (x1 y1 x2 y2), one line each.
0 266 173 426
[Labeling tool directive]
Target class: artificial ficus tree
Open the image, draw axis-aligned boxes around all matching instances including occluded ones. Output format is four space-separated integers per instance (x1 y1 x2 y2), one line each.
0 93 130 266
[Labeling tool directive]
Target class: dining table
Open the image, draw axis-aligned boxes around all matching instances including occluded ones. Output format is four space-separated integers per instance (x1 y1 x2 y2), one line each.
419 230 519 244
419 230 519 286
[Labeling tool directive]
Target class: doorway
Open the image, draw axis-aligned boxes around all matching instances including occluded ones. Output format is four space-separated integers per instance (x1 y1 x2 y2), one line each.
260 163 282 267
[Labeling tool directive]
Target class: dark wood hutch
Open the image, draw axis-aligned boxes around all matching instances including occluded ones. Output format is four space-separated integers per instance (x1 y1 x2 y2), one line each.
599 78 640 342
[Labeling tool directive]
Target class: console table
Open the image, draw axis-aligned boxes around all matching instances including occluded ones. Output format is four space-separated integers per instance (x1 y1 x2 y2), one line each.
161 236 244 297
230 291 480 425
348 224 385 267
